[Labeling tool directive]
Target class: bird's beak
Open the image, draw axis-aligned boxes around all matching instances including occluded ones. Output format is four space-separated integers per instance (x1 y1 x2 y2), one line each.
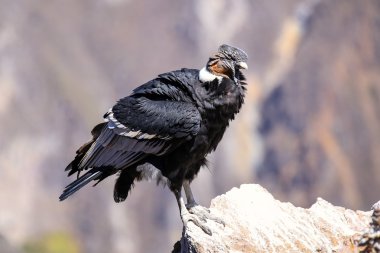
237 61 248 70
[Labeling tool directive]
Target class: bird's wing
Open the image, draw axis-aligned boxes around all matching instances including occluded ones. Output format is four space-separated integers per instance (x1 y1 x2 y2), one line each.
65 70 201 178
67 98 200 176
110 95 201 140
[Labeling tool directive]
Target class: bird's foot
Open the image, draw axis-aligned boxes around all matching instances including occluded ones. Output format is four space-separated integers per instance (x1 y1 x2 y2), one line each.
187 204 225 227
181 209 212 235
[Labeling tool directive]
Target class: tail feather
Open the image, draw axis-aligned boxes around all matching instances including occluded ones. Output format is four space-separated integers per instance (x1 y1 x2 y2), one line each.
59 168 102 201
113 169 140 203
65 123 107 176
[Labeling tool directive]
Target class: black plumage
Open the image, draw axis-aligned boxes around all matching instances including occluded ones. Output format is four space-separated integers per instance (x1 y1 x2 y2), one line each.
60 44 248 234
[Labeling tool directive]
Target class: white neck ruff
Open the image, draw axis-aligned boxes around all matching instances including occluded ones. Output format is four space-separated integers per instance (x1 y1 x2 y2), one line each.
199 67 222 83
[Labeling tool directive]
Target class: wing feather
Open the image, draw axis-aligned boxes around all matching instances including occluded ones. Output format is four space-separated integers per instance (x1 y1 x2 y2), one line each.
65 72 201 179
62 69 203 200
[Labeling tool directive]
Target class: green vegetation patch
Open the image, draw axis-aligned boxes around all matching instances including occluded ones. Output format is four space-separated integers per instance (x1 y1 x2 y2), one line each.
23 231 80 253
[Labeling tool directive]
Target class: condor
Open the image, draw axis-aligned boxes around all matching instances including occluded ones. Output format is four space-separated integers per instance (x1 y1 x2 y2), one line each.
60 44 248 235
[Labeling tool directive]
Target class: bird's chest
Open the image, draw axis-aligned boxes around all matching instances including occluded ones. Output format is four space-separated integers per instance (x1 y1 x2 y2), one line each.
189 118 227 157
192 98 242 157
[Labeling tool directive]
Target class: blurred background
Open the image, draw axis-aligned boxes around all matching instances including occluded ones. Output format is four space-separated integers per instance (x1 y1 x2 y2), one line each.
1 0 379 252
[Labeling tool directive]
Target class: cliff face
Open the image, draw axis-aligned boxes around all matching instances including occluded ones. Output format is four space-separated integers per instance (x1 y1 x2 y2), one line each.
173 184 373 253
259 0 380 209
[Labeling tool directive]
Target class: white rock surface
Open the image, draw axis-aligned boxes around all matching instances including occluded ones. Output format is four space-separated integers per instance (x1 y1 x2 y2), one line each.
173 184 372 253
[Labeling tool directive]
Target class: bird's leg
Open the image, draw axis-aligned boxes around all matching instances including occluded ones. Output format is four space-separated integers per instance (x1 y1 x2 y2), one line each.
183 180 197 208
182 180 225 226
174 188 212 235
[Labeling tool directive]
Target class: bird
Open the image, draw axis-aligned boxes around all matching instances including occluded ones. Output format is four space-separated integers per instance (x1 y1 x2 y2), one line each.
60 44 248 235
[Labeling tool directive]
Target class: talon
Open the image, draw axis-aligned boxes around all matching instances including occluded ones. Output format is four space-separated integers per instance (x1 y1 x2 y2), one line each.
179 182 224 235
213 216 225 227
181 210 212 235
187 205 225 227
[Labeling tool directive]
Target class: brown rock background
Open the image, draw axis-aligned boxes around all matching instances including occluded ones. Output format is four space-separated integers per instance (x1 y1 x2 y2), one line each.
0 0 379 252
259 0 380 208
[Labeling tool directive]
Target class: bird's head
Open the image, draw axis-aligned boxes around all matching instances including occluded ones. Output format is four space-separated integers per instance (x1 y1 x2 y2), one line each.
199 44 248 85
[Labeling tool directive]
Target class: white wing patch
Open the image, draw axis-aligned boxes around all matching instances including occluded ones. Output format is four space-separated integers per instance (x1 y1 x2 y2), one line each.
199 67 222 83
105 109 127 129
104 109 172 140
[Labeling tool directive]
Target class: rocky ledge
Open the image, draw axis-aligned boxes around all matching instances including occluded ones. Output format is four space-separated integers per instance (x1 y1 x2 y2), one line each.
173 184 377 253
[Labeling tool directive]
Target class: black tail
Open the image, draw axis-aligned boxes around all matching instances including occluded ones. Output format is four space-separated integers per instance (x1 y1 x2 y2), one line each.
113 169 141 203
59 168 102 201
65 123 106 177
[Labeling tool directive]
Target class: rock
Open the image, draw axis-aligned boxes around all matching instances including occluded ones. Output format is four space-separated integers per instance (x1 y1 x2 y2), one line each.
173 184 373 253
357 201 380 253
